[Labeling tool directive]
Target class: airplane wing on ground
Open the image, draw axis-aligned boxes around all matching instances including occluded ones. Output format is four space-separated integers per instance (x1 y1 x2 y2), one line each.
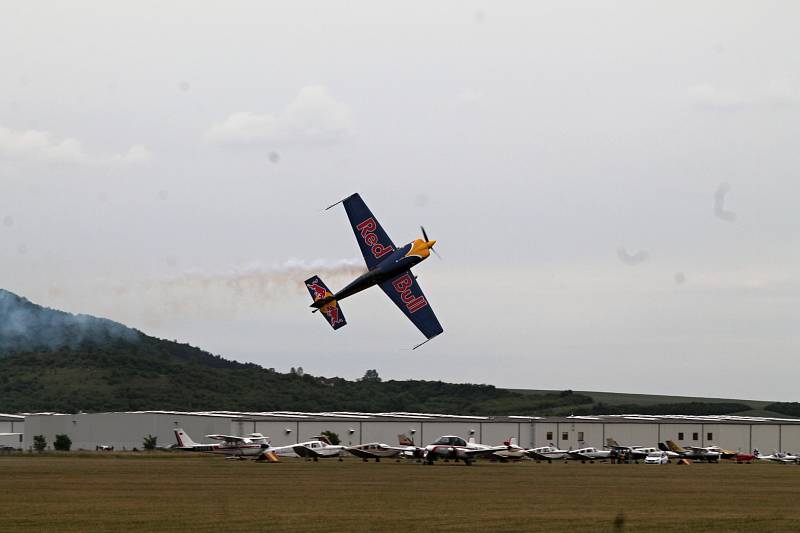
458 446 509 459
345 446 402 460
330 193 396 270
567 451 594 461
379 271 443 346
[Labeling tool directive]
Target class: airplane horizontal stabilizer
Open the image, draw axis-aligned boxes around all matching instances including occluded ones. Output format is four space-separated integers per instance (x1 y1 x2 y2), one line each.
304 276 347 330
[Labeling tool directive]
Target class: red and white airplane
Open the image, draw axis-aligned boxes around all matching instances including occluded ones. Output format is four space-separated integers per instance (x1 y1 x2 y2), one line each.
173 428 270 458
420 435 509 465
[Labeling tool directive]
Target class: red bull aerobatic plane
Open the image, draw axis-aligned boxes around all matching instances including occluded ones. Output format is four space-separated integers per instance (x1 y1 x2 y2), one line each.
304 193 443 349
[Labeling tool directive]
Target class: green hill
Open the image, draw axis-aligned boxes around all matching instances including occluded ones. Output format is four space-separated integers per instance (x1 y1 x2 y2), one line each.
0 289 595 414
0 289 793 417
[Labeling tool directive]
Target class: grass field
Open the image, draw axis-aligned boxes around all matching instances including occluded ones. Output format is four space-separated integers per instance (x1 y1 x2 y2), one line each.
2 453 800 532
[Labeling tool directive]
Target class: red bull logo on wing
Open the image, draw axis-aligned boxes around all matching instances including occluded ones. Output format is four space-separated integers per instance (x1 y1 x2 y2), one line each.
356 217 394 260
307 279 330 301
392 273 427 313
321 301 343 326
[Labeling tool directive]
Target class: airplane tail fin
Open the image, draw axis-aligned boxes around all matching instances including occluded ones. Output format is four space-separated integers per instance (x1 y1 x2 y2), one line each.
606 437 620 448
305 276 347 330
174 428 197 447
666 440 684 453
658 442 669 452
398 433 415 446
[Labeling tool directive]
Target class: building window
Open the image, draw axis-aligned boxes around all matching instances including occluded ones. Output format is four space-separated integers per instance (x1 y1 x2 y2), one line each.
546 431 553 440
577 431 584 441
678 432 684 440
561 432 568 441
707 432 713 441
692 432 699 441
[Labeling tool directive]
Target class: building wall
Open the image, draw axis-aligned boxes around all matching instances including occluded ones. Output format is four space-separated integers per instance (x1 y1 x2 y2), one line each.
751 425 780 452
360 421 422 446
479 422 522 446
531 422 559 447
23 413 233 450
0 433 23 448
780 425 800 452
602 423 659 447
713 424 751 452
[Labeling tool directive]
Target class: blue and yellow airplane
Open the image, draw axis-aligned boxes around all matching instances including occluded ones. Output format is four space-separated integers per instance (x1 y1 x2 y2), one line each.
304 193 443 349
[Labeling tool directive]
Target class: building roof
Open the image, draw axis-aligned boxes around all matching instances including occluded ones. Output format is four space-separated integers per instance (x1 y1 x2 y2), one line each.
15 411 800 424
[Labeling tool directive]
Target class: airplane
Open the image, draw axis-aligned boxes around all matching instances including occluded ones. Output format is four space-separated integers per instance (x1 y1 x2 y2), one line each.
421 435 509 466
566 447 612 463
345 442 406 462
291 435 346 461
173 428 270 459
525 445 568 462
489 438 528 462
305 193 443 349
754 450 799 464
661 440 721 463
605 438 675 461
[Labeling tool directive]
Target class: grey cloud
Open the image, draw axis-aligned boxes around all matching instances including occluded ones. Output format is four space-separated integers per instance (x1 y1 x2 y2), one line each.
205 86 354 145
0 125 151 165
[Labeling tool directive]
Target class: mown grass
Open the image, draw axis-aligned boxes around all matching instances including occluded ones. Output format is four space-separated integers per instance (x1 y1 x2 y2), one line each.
1 454 800 532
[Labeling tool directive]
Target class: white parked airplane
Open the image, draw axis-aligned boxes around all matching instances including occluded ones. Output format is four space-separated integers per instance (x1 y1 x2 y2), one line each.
345 442 406 462
173 428 270 458
525 445 568 462
421 435 509 465
291 436 346 461
567 447 612 462
754 450 799 464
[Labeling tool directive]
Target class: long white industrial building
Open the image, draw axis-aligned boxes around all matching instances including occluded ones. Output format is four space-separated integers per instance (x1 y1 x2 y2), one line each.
17 411 800 453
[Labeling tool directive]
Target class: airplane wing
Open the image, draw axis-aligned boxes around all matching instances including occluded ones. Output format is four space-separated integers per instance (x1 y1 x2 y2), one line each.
567 451 594 461
379 271 443 345
345 446 401 460
332 193 396 270
206 434 245 443
457 446 509 459
526 451 557 461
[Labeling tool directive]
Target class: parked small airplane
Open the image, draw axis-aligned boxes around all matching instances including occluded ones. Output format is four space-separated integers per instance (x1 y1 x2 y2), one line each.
173 428 270 458
605 438 674 461
661 440 721 462
421 435 509 465
525 445 568 462
345 442 405 462
489 438 528 461
567 447 612 462
291 436 346 461
754 450 799 464
305 193 443 349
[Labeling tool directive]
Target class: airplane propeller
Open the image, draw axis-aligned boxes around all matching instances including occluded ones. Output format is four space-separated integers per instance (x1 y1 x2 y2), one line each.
420 226 441 259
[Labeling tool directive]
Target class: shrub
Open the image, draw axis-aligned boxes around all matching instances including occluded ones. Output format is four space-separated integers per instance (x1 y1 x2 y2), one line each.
54 434 72 451
143 434 158 450
33 435 47 452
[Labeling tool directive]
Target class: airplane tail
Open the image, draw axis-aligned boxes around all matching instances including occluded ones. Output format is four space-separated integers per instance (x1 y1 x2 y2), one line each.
174 428 197 447
666 440 685 453
398 433 415 446
658 442 669 452
606 437 620 448
305 276 347 330
248 433 270 445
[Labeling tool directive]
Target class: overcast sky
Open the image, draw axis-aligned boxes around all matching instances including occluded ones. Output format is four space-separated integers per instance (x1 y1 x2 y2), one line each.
1 1 798 401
